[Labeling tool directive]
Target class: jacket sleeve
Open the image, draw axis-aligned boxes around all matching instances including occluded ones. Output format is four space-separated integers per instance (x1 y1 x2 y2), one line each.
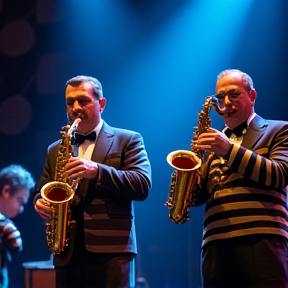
226 122 288 189
0 217 22 261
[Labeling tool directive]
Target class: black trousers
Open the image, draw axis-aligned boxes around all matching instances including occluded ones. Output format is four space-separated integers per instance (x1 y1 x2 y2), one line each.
55 250 135 288
55 203 135 288
201 234 288 288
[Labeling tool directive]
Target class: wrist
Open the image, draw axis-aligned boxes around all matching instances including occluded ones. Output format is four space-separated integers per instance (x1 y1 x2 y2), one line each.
223 143 233 160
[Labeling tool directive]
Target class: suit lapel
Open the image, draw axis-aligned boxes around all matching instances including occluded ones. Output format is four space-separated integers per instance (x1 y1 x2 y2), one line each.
78 121 114 197
241 114 268 149
91 121 114 163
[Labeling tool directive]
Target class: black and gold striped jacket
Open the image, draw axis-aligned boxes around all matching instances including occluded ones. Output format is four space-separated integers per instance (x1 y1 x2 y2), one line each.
192 114 288 247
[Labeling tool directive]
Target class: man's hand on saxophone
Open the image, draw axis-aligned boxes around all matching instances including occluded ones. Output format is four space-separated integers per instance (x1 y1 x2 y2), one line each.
34 157 99 222
34 197 54 221
191 128 232 158
65 157 99 180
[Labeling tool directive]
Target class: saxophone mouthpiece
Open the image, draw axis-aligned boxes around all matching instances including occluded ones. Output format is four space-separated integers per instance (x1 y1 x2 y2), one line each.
75 118 82 125
68 118 82 136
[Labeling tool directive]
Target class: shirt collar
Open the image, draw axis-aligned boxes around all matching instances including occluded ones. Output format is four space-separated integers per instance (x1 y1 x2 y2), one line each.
94 118 103 137
247 112 256 125
224 111 256 131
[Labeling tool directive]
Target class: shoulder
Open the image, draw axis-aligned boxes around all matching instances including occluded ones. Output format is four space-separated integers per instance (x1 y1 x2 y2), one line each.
265 119 288 134
0 213 6 231
266 119 288 126
0 215 19 236
253 114 288 130
47 139 61 152
0 213 11 226
102 121 142 139
0 212 5 221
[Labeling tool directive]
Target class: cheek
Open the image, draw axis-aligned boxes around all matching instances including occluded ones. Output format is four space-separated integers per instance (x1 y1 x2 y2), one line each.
7 206 19 218
242 102 252 112
88 105 100 116
11 201 22 213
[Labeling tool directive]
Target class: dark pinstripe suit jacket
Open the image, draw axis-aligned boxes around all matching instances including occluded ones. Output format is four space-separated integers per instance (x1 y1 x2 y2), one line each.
37 121 152 266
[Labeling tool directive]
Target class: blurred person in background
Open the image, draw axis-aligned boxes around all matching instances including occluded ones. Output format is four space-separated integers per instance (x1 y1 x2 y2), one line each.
0 164 35 288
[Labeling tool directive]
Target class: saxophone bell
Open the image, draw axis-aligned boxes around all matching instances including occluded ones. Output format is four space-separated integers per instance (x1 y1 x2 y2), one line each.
40 181 75 254
165 150 201 224
165 96 224 224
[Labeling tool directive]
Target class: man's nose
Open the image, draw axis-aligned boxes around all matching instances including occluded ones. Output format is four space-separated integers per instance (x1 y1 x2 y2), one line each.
224 95 232 105
72 100 82 112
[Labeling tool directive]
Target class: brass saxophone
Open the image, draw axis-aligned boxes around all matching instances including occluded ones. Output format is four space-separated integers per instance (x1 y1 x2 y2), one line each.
40 118 81 254
165 96 224 224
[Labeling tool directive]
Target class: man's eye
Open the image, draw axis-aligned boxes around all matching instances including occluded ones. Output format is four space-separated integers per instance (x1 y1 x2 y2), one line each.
229 93 241 99
78 98 90 105
216 94 225 100
66 100 74 106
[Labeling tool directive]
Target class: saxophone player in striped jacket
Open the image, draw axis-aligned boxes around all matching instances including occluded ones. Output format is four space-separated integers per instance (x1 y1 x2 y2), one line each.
191 69 288 288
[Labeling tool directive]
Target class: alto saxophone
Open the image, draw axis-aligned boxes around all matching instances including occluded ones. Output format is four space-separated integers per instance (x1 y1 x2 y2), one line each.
40 118 81 254
165 96 224 224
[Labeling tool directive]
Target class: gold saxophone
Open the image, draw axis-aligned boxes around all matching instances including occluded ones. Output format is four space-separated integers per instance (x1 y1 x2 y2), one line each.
165 96 224 224
40 118 81 254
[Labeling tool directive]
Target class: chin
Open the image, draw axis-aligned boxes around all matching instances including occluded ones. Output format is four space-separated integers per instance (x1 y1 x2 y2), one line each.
224 119 236 129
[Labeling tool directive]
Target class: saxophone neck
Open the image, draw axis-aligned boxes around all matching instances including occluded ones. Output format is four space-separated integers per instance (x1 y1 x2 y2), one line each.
209 95 226 116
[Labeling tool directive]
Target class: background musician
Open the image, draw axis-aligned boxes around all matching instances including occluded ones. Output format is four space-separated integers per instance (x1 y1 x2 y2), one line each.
0 164 35 288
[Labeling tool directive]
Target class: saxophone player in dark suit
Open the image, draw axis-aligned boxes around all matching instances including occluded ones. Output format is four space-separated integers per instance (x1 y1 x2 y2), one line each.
34 75 152 288
191 69 288 288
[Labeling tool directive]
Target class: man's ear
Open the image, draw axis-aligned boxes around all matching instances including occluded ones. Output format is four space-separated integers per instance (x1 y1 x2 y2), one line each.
249 89 257 105
99 97 107 113
1 185 11 199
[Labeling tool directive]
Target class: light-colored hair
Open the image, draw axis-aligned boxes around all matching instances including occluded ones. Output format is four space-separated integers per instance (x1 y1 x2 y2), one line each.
217 69 254 92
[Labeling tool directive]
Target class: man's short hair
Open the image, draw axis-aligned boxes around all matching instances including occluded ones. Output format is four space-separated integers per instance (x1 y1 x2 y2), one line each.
0 165 35 196
65 75 103 99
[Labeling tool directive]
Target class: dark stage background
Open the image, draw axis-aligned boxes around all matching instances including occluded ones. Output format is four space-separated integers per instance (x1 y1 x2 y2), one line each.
0 0 288 287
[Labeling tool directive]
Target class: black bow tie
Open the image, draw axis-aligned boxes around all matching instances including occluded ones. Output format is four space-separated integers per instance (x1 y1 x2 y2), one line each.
224 121 248 138
73 131 96 146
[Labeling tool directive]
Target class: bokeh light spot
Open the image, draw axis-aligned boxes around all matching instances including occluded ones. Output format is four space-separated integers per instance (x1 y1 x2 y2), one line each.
0 95 32 135
0 20 35 56
36 52 68 95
